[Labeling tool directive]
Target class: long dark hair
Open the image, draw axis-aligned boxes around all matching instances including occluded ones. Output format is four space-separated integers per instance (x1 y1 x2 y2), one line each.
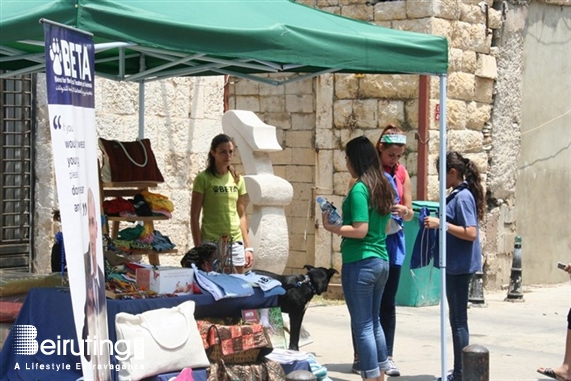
346 136 394 215
441 151 485 221
206 134 239 183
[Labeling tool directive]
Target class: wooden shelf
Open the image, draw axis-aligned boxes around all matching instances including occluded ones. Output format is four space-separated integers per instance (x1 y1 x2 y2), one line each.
101 181 160 188
101 181 174 266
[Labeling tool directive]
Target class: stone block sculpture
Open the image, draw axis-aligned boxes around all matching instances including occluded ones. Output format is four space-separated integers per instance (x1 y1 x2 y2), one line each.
222 110 293 274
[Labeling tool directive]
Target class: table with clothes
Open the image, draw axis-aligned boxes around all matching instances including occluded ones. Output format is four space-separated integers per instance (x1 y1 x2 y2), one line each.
0 286 282 381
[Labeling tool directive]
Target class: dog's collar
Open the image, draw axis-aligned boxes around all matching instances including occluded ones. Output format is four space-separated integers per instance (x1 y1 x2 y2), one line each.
295 275 317 294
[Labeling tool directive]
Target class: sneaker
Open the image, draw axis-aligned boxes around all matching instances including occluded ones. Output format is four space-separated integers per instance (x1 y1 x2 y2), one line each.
351 361 360 375
385 358 401 377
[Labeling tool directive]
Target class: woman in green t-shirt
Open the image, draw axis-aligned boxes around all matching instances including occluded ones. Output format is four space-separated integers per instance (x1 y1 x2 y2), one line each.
322 136 395 381
190 134 253 273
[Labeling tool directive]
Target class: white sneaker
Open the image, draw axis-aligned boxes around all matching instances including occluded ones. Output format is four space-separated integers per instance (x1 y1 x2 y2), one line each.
385 358 401 377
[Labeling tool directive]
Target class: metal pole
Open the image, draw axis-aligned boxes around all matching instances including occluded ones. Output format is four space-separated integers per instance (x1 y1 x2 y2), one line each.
138 54 146 139
438 73 448 381
39 18 93 36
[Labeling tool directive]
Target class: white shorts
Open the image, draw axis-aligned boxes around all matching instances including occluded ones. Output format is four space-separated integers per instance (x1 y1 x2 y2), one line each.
204 240 246 267
230 241 246 267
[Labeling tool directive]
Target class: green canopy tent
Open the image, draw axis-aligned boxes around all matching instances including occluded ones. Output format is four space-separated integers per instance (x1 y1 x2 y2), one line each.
1 0 447 81
0 1 452 379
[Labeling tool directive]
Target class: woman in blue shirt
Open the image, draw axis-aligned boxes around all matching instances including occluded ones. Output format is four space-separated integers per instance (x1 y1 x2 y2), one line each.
424 151 485 381
322 136 395 381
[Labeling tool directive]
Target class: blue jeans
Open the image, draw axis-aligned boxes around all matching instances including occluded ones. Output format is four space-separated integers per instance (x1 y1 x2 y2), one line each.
343 257 390 379
446 273 473 380
352 265 402 361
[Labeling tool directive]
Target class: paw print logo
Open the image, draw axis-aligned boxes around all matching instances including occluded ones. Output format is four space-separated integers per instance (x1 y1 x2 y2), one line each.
49 38 63 76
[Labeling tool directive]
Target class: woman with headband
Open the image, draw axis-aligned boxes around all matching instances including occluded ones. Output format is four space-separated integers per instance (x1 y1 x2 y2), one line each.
350 125 413 377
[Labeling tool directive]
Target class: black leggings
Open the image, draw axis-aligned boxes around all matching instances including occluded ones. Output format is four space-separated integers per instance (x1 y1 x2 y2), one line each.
380 265 402 357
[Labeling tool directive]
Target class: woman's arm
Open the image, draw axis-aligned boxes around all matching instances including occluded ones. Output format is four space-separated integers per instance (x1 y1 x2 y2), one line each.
322 212 368 239
401 170 414 221
237 194 253 268
424 217 478 241
391 169 413 221
190 191 204 246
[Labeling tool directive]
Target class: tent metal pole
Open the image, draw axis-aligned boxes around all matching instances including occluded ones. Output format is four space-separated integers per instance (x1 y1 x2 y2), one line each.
39 18 93 36
138 54 146 139
139 81 145 138
417 75 430 200
0 64 45 78
438 74 448 381
119 47 125 80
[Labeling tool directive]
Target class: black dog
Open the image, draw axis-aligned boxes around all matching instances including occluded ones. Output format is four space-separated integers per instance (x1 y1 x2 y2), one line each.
255 265 338 351
180 243 217 272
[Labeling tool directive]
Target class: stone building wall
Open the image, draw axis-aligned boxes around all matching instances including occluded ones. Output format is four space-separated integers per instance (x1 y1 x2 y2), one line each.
33 75 224 272
229 0 517 287
512 0 571 284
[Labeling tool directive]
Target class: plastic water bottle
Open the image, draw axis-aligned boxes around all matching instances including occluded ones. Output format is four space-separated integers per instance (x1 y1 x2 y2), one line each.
317 196 342 226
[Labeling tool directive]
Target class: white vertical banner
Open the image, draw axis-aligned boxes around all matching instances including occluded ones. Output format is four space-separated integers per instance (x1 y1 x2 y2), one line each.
43 22 111 381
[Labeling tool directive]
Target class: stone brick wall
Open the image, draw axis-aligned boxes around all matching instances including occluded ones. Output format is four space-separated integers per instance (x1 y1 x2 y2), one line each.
229 0 515 288
33 75 224 272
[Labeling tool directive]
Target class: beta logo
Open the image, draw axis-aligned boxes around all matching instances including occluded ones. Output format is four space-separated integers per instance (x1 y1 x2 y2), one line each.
13 325 38 355
48 37 92 82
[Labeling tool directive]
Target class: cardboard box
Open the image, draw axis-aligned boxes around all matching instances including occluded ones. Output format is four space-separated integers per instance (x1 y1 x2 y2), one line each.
136 267 194 295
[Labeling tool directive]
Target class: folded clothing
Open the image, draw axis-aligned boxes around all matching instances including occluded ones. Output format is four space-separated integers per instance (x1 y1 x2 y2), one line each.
132 193 153 216
141 189 175 212
118 224 145 241
103 197 135 215
0 296 25 323
152 230 176 251
307 353 331 381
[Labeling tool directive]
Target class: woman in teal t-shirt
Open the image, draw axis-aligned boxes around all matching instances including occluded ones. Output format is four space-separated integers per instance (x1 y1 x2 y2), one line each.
321 136 395 381
190 134 253 273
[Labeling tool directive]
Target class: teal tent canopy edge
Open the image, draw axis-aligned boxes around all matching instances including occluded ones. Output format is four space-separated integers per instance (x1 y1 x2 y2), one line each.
0 0 448 81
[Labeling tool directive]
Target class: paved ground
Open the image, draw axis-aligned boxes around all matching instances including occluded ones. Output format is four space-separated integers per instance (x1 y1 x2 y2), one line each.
300 282 570 381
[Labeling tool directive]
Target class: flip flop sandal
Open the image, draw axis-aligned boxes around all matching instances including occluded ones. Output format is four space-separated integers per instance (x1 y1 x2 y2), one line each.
537 368 559 380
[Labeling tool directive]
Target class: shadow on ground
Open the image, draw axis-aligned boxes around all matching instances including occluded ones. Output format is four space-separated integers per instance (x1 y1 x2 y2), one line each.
324 362 435 381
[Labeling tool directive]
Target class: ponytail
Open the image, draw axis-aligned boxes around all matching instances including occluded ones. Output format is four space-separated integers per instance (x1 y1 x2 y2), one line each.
464 160 485 221
443 152 486 221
